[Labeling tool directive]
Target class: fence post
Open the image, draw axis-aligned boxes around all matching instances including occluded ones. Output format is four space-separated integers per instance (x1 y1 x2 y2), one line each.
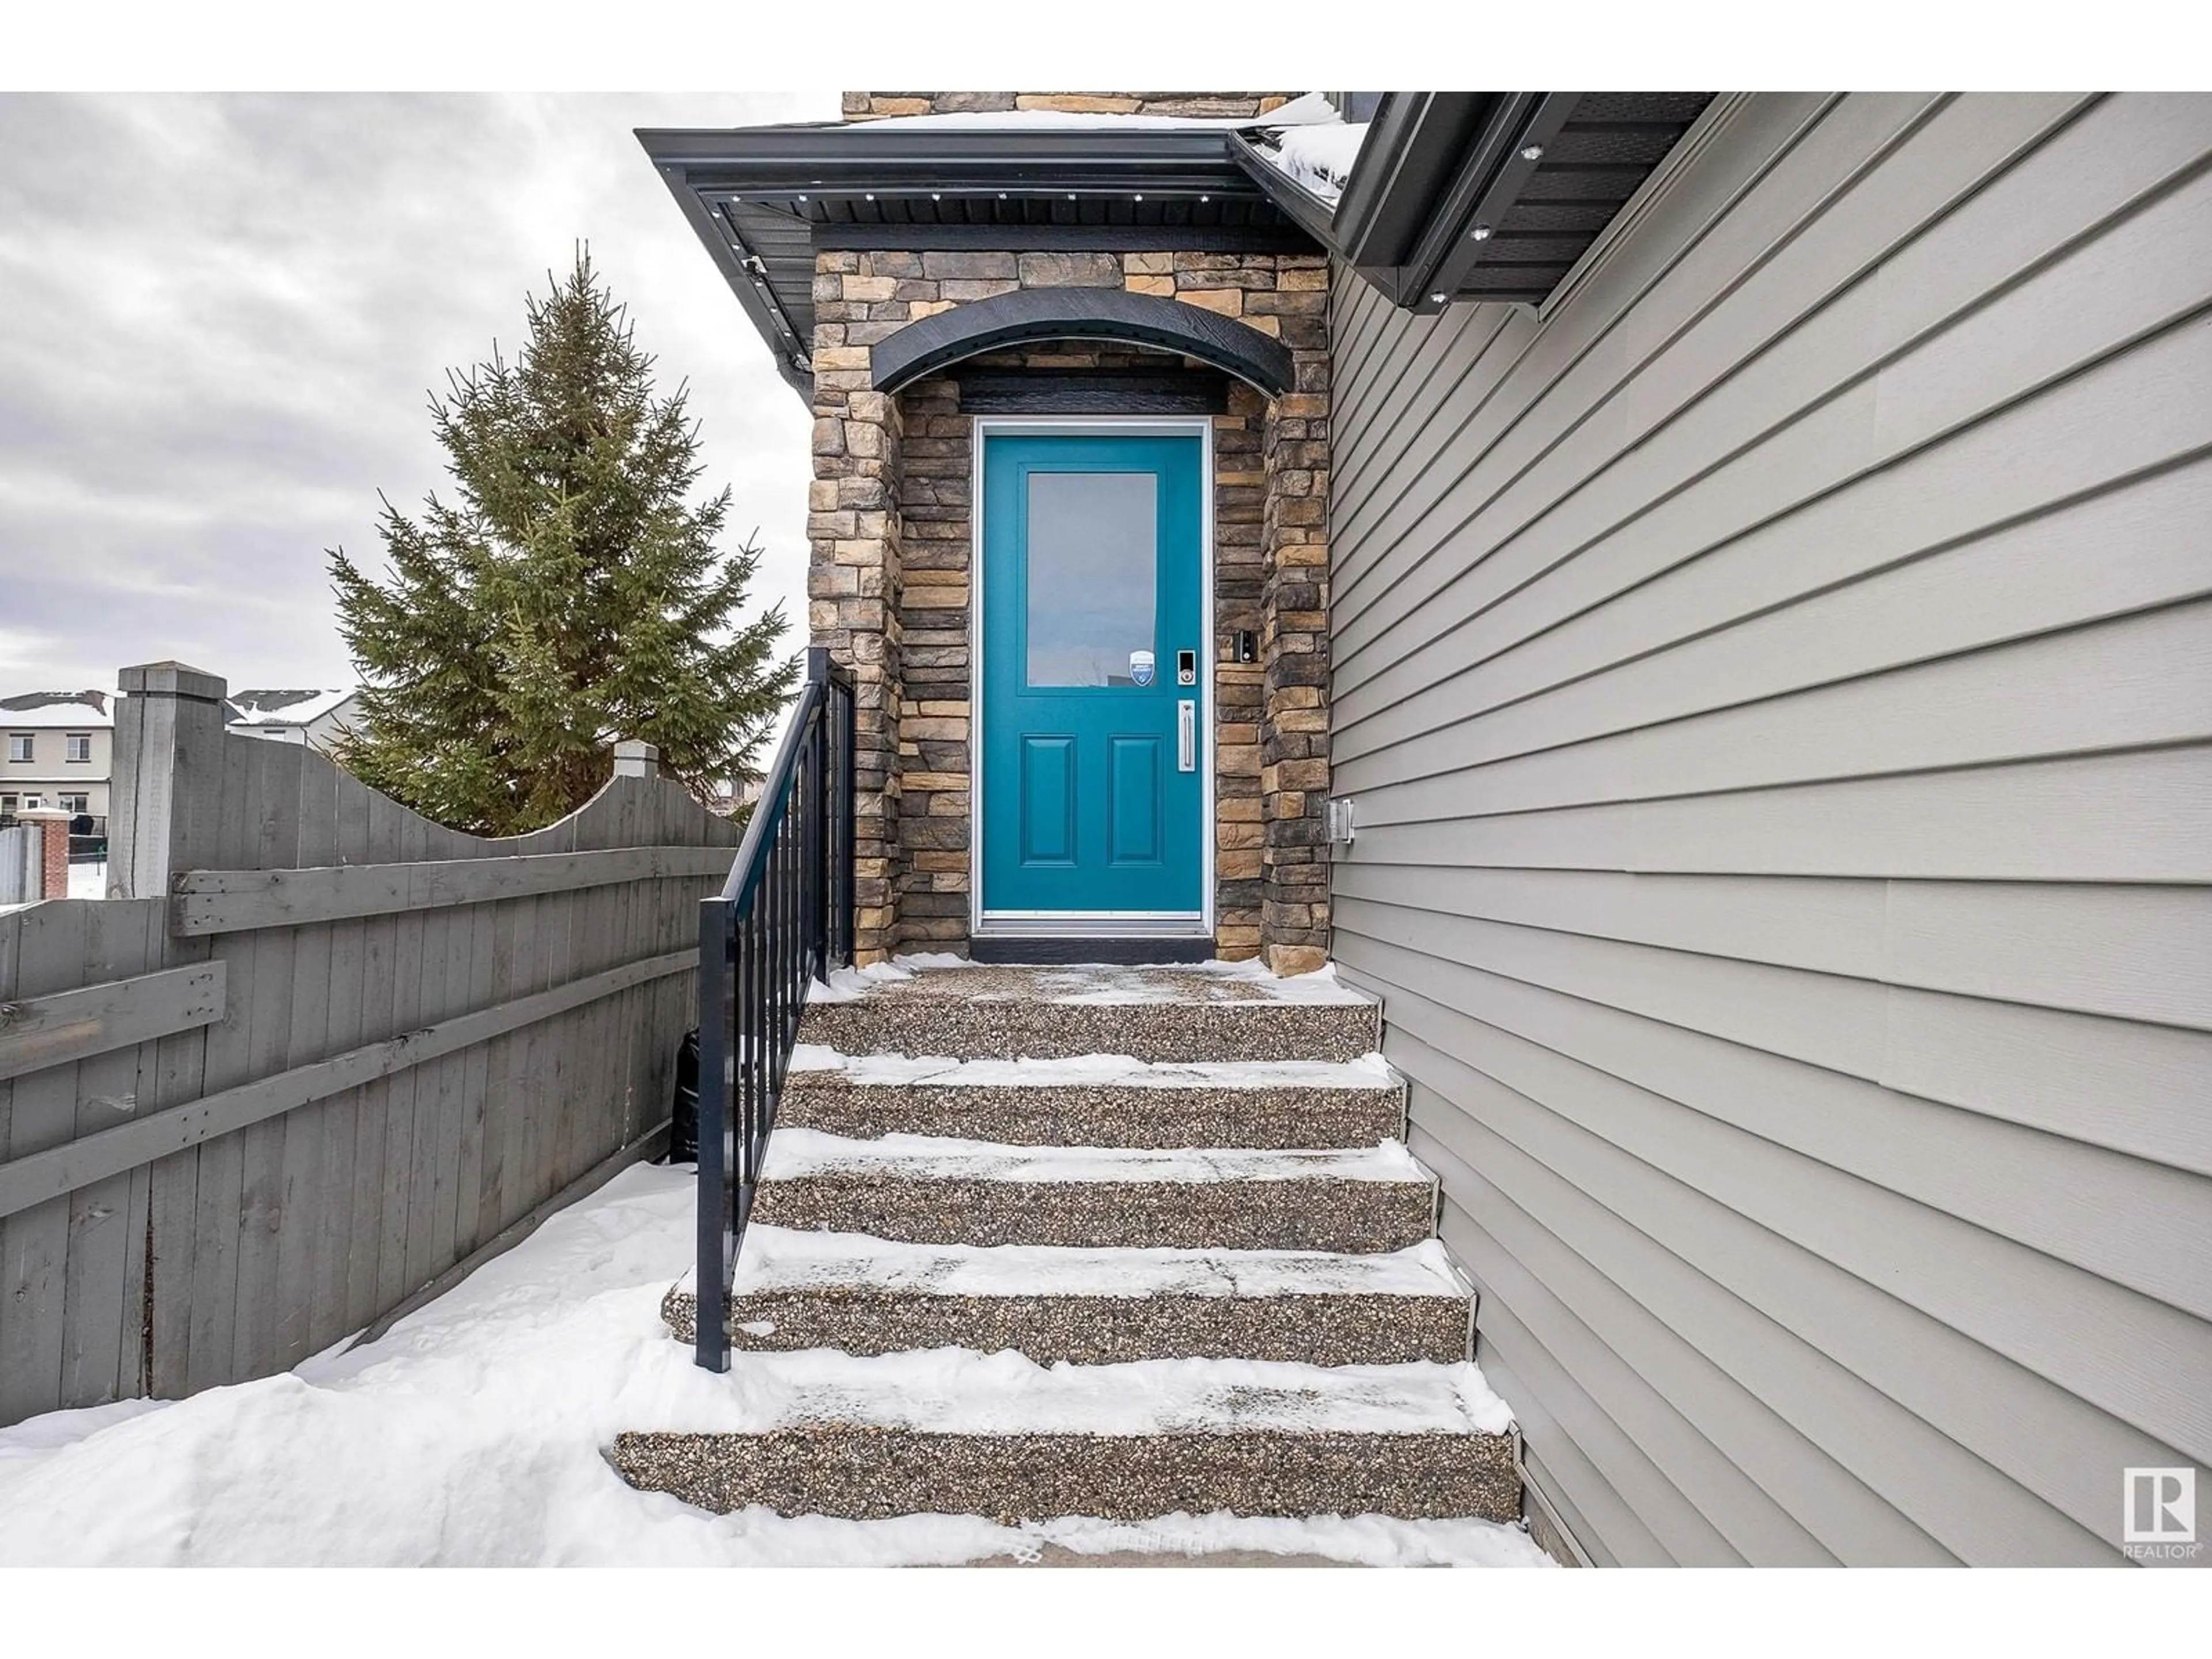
612 739 659 780
109 662 230 902
105 662 228 1399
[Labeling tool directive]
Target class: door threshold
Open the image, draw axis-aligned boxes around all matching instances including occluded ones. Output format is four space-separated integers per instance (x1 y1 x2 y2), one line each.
969 935 1215 966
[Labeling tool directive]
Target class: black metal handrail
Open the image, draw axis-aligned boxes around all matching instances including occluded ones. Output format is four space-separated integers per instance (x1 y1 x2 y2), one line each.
693 647 855 1371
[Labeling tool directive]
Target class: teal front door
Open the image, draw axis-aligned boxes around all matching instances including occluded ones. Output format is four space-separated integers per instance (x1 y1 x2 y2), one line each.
979 432 1206 923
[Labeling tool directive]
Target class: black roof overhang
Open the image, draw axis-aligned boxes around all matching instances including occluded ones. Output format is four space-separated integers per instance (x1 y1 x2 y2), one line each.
871 286 1296 397
1232 92 1575 312
1233 92 1717 313
644 145 815 395
637 121 1320 403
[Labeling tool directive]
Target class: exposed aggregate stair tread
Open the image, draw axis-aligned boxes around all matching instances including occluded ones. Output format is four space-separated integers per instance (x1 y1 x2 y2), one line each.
748 1177 1435 1253
659 1230 1474 1365
752 1131 1438 1252
795 963 1378 1065
707 1291 1470 1366
761 1130 1429 1184
612 1345 1517 1524
611 1427 1520 1522
781 1050 1404 1149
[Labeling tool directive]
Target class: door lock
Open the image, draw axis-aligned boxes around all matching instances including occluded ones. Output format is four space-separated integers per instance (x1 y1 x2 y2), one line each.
1176 649 1197 687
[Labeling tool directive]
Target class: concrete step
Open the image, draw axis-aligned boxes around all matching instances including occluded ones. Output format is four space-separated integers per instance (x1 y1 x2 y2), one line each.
751 1131 1438 1253
781 1049 1404 1150
609 1350 1520 1523
661 1228 1472 1366
796 960 1378 1065
616 1428 1520 1524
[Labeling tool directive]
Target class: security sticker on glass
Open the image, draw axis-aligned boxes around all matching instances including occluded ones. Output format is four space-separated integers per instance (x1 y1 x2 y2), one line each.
1129 649 1156 688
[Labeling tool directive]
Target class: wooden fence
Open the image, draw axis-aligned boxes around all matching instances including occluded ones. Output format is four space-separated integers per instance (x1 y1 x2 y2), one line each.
0 662 739 1426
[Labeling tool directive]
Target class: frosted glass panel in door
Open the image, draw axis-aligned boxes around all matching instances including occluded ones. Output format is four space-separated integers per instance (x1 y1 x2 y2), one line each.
1025 471 1158 687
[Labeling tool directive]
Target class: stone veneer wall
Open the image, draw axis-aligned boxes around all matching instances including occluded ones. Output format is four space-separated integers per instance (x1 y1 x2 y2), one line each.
893 343 1272 957
808 242 1330 973
843 92 1301 120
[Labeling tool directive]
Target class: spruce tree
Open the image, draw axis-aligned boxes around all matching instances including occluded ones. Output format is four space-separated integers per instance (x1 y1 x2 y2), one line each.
328 248 795 836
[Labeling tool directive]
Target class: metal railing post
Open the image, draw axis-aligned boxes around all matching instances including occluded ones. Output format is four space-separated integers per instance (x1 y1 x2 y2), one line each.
693 895 732 1373
838 679 857 967
804 657 830 982
804 650 831 978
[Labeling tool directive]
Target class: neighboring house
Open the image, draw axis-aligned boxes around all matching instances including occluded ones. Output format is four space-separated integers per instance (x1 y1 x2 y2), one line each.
706 776 767 817
642 92 2211 1565
224 687 362 749
0 688 112 821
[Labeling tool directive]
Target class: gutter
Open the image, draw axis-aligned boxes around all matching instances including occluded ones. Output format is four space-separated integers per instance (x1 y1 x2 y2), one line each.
1224 130 1341 245
649 160 814 397
638 123 1275 200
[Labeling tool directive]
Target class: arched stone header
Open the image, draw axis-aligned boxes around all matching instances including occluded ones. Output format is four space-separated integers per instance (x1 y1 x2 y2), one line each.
869 287 1298 397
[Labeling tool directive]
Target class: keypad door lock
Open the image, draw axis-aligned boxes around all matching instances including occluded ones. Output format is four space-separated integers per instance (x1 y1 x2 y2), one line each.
1176 649 1197 686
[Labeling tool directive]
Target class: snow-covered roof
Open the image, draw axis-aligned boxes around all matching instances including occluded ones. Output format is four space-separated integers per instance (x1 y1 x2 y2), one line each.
0 690 113 728
1254 119 1372 207
225 688 358 728
856 92 1343 134
854 92 1373 210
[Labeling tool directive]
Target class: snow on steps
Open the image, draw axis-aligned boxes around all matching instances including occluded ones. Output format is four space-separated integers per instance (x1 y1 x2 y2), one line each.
750 1130 1438 1252
660 1229 1474 1366
620 959 1526 1539
796 957 1378 1065
727 1227 1470 1297
782 1046 1406 1149
609 1350 1520 1523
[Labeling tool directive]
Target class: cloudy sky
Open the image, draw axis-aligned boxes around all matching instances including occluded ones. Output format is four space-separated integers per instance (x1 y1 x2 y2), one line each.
0 91 838 696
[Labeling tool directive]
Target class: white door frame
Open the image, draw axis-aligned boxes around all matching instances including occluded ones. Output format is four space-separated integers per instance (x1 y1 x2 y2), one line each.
968 414 1217 941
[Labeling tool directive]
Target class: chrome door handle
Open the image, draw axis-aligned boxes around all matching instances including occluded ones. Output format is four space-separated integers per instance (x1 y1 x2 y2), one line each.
1177 699 1196 772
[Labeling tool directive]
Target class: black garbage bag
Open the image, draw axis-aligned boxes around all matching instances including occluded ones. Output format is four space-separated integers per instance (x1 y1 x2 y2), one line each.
669 1028 701 1164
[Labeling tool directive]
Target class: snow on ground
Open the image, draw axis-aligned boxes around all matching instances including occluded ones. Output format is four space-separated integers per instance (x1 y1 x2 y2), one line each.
0 1163 1548 1567
67 859 106 899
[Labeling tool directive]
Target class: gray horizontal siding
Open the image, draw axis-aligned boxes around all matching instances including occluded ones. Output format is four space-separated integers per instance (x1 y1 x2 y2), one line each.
1327 89 2212 1566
